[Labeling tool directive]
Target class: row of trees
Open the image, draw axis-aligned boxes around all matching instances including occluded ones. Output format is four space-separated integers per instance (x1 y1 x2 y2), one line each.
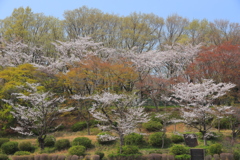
0 6 240 54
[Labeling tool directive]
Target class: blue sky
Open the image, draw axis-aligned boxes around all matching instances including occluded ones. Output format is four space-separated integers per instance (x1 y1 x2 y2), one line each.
0 0 240 23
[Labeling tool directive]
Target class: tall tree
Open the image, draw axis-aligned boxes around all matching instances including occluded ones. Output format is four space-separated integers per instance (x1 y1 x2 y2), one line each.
163 14 189 45
184 19 210 45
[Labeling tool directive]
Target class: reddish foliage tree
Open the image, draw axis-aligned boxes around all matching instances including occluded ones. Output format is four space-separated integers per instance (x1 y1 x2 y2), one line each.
186 42 240 102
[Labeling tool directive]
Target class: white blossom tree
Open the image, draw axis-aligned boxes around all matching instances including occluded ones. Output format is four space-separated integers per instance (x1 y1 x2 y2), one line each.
72 92 149 153
0 38 48 68
171 79 235 145
2 83 73 149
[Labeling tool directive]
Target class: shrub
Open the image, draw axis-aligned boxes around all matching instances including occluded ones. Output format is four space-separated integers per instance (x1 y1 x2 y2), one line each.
149 150 162 154
148 132 171 147
171 134 184 143
124 133 144 146
170 145 188 155
55 139 70 150
44 135 56 147
234 150 240 160
89 119 99 126
68 145 85 156
97 132 116 145
214 117 231 129
0 154 9 160
14 151 31 156
56 124 65 131
72 137 92 148
142 121 162 132
95 151 104 159
0 138 9 147
175 154 191 160
208 143 222 155
121 145 139 155
1 141 19 155
71 122 87 132
18 141 34 152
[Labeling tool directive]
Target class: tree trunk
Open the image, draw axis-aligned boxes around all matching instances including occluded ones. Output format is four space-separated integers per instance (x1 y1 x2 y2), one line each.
161 132 165 149
218 119 221 132
153 98 159 112
38 135 46 150
119 134 124 154
201 131 207 146
86 121 90 135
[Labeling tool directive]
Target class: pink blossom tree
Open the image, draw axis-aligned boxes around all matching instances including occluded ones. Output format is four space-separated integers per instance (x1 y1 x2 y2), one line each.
2 83 73 149
171 79 235 145
72 92 149 153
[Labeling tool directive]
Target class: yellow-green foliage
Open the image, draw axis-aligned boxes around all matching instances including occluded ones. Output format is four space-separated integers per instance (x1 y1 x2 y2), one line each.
0 63 37 98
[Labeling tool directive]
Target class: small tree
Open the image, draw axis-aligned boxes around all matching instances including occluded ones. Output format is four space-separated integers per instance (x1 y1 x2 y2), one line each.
2 83 73 150
73 92 149 153
171 79 235 145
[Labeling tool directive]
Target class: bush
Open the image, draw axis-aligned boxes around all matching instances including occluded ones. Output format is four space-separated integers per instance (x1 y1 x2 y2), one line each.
55 139 70 150
0 138 9 147
121 145 139 155
171 134 184 143
170 145 188 155
68 145 85 156
14 151 31 156
95 151 104 159
214 117 231 130
142 121 162 132
148 132 171 147
1 141 18 155
208 143 222 155
71 121 87 132
18 141 34 152
175 154 191 160
124 133 144 146
0 154 9 160
56 124 65 131
44 135 56 147
89 119 99 126
97 132 116 145
72 137 92 148
234 150 240 160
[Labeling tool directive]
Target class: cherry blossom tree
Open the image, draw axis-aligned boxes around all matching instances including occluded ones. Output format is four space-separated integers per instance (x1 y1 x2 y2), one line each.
2 83 73 149
72 92 149 153
171 79 235 145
